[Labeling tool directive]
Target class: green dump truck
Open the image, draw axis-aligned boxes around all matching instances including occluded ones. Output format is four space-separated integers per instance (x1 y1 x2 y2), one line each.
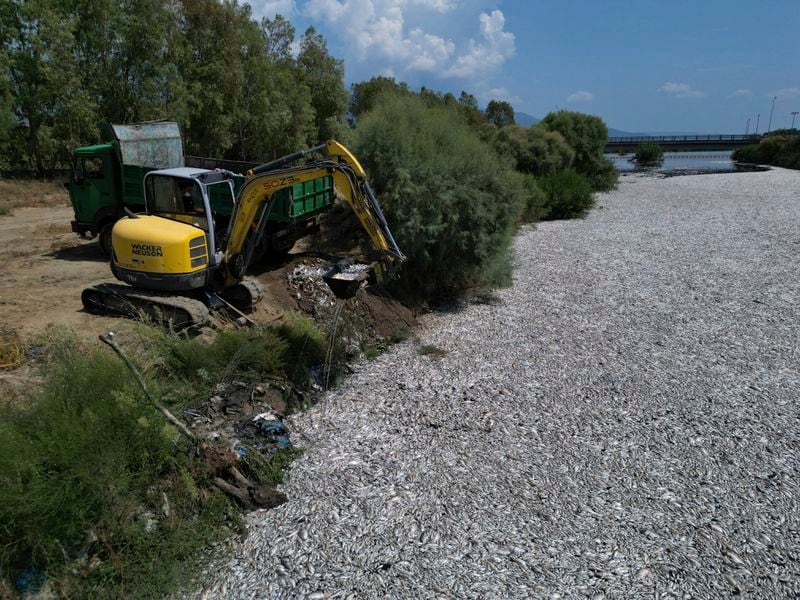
68 121 334 257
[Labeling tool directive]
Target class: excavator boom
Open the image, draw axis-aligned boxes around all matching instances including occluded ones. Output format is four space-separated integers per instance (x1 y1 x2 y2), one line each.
223 141 404 283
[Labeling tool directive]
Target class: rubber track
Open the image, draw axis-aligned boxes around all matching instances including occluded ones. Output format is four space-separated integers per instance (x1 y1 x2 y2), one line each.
240 277 265 305
82 283 210 327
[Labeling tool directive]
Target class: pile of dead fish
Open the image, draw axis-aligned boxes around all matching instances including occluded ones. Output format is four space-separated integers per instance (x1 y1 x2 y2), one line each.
198 169 800 598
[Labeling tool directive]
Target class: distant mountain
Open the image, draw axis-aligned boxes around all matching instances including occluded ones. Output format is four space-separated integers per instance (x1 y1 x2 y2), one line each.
514 112 539 127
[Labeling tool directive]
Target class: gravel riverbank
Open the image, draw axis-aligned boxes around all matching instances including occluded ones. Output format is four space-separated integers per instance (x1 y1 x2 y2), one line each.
201 169 800 599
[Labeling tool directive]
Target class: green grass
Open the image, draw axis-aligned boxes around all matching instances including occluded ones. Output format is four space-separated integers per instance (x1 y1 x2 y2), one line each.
0 316 328 596
0 205 10 216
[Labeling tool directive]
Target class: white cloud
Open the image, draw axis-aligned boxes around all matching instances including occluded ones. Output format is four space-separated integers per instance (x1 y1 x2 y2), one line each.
729 89 752 97
302 0 455 72
252 0 295 18
566 90 593 103
482 86 522 105
771 87 800 99
659 82 706 99
445 10 515 78
299 2 513 80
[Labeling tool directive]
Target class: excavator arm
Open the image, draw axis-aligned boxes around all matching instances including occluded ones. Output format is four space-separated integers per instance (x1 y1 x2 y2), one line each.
222 140 405 285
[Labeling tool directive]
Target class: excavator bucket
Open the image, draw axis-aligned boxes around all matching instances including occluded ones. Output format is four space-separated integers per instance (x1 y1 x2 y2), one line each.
322 261 372 299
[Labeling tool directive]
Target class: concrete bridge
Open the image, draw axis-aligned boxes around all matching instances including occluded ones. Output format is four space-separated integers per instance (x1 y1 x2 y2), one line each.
606 134 760 153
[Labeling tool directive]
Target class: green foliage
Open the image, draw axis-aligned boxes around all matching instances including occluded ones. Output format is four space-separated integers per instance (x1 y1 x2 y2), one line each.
485 100 515 127
297 27 349 141
490 125 574 177
634 142 664 164
522 174 548 222
0 332 233 596
353 92 527 299
2 1 347 173
149 315 326 392
350 76 411 120
539 169 594 219
540 110 618 191
732 133 800 170
272 312 328 383
0 319 322 595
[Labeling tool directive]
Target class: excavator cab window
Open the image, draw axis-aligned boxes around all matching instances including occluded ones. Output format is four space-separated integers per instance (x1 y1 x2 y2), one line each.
145 176 210 231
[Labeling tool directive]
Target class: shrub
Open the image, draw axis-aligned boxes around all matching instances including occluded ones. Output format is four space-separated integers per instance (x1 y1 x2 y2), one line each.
539 111 618 191
523 175 548 222
490 125 574 177
634 142 664 164
539 169 594 219
353 92 527 299
148 315 326 392
732 133 800 170
0 332 233 596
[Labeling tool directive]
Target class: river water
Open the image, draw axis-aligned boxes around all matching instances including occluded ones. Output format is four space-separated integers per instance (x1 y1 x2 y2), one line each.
606 150 740 174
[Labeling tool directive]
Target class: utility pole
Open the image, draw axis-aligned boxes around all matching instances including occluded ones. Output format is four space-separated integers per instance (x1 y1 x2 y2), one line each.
767 95 777 132
755 113 760 135
791 111 799 130
745 117 750 135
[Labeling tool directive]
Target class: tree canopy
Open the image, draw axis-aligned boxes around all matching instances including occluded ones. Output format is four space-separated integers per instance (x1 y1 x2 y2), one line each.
0 0 349 174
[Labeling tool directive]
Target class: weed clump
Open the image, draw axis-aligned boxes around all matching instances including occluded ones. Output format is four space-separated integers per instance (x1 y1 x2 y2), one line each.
0 315 328 596
0 332 235 597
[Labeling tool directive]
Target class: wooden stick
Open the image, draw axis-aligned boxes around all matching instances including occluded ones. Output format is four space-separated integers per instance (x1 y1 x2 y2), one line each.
100 332 196 441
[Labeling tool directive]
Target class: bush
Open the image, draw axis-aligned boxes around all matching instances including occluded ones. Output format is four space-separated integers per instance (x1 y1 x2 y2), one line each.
523 175 548 222
539 169 594 219
539 111 618 191
0 332 233 597
732 133 800 170
634 142 664 164
353 92 527 299
0 318 326 595
149 314 326 394
490 125 574 177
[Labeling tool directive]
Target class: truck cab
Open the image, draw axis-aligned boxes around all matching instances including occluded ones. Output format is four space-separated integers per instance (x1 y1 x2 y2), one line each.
67 121 183 254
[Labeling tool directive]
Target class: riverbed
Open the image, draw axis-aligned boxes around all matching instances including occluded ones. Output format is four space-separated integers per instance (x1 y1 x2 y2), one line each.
199 168 800 598
606 150 740 174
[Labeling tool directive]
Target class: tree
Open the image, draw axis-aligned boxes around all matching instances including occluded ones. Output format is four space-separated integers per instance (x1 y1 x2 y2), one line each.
353 92 527 299
457 90 484 128
73 0 189 125
297 27 348 142
262 14 295 61
490 125 574 176
539 110 617 190
350 76 409 120
6 0 99 174
485 100 515 127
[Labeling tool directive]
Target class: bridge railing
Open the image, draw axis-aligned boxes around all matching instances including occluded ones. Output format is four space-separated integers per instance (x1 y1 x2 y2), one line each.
607 134 761 143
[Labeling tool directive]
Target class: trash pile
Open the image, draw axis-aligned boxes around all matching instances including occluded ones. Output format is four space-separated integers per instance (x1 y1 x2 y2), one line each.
286 259 368 359
287 260 338 315
183 379 295 461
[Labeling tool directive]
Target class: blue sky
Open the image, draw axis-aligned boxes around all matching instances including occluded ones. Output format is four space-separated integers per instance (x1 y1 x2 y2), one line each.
251 0 800 133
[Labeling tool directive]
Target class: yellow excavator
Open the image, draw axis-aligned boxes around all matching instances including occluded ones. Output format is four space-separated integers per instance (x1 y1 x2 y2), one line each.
82 141 405 326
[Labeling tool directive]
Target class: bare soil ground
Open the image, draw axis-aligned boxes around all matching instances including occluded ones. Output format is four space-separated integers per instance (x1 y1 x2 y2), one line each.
0 182 414 391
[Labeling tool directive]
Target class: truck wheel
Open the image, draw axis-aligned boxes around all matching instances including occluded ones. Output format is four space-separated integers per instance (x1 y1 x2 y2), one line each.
98 223 114 257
